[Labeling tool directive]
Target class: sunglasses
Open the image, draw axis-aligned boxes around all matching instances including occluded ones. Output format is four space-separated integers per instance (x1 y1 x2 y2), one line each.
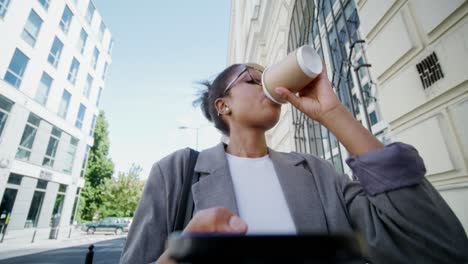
224 65 263 95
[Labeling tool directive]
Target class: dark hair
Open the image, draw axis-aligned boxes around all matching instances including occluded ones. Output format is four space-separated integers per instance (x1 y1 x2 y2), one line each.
193 64 242 136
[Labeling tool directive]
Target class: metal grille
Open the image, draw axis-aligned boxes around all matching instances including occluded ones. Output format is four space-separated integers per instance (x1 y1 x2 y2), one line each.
288 0 380 173
416 52 444 89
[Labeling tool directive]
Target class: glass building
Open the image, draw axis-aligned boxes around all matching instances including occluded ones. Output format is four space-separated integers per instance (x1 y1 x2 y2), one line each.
0 0 112 242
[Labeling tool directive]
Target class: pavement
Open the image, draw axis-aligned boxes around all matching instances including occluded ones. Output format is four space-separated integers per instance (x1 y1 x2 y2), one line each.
0 236 126 264
0 233 126 261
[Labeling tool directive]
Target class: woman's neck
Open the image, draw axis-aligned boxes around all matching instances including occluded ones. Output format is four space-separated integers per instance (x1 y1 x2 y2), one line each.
225 126 268 158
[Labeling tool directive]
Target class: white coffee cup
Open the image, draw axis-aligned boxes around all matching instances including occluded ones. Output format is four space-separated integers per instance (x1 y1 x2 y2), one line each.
262 45 323 104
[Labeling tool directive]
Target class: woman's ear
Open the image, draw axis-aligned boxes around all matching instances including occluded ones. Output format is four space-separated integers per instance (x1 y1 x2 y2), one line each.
215 98 230 116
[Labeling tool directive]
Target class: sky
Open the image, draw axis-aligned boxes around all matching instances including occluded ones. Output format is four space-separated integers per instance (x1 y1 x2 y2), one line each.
93 0 230 179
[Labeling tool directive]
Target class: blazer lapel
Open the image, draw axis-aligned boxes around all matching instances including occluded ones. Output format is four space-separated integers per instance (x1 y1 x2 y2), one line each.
190 143 328 234
191 143 239 215
269 149 329 234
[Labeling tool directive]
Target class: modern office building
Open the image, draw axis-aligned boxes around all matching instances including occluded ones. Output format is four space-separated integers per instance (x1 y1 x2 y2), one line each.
0 0 113 241
228 0 468 231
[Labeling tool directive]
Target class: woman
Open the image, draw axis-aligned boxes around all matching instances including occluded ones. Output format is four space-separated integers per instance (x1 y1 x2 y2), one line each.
120 63 468 264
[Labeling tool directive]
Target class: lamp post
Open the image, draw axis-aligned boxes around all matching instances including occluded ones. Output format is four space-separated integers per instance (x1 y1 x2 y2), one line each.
178 126 199 150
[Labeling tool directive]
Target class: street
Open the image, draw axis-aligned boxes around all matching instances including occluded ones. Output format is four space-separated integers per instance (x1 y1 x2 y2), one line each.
0 237 125 264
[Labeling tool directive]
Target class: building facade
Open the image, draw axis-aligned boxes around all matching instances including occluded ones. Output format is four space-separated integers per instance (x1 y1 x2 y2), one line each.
228 0 468 231
0 0 113 241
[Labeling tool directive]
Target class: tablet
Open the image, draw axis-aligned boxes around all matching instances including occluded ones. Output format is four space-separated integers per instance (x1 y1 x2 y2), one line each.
167 232 365 263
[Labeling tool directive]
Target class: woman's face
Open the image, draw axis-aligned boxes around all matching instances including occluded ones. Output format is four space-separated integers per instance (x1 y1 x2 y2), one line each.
224 63 281 132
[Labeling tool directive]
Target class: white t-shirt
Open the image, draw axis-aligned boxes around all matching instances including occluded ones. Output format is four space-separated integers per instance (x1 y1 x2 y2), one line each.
226 153 297 234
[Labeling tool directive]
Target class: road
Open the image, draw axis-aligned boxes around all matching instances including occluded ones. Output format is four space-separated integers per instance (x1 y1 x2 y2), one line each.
0 237 125 264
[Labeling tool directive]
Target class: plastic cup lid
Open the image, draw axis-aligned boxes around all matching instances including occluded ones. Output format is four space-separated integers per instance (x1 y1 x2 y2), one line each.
296 45 323 78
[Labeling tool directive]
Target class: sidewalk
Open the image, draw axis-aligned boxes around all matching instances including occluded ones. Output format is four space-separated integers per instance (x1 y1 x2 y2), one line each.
0 233 126 260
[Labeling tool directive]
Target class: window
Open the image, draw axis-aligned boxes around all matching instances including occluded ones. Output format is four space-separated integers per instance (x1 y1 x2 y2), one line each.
38 0 50 10
63 137 78 173
50 184 67 226
289 0 371 165
0 95 14 138
48 37 64 68
96 87 103 107
323 0 332 20
357 57 367 80
91 47 99 70
307 121 324 158
69 188 80 224
58 90 71 118
102 62 108 80
0 0 11 18
25 190 45 228
321 125 329 154
4 49 30 88
16 114 41 161
108 39 114 54
369 111 378 126
361 82 376 106
352 94 360 115
85 0 95 24
83 74 93 98
330 133 338 149
59 5 73 34
101 218 111 225
22 10 43 46
332 154 343 173
67 57 80 84
7 173 23 185
75 104 86 129
34 72 53 106
50 192 65 225
77 29 87 54
43 127 61 167
36 179 48 189
59 184 67 193
89 114 96 136
81 145 90 177
0 188 18 228
98 21 105 42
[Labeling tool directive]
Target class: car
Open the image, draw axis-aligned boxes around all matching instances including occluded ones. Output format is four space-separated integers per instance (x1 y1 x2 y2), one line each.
123 218 132 232
85 217 129 235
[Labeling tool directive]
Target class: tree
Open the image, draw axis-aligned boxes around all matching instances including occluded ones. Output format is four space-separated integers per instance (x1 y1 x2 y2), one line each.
78 111 115 221
98 164 145 218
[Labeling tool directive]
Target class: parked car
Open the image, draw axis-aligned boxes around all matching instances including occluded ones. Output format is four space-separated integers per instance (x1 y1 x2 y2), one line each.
123 218 132 232
85 217 129 235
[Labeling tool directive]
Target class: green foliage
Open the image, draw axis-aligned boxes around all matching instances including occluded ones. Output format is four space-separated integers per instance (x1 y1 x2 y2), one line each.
77 180 99 222
98 164 145 218
78 111 115 221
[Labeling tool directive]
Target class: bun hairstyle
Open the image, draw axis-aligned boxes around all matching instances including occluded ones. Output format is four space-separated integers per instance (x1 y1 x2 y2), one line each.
193 64 242 136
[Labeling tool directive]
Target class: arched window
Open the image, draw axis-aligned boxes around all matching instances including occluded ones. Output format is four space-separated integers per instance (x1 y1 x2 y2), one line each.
288 0 383 173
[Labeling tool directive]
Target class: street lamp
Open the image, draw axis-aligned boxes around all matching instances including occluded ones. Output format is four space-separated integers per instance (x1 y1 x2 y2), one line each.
178 126 199 150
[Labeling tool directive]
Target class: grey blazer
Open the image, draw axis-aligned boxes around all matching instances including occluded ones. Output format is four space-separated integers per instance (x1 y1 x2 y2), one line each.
120 142 468 264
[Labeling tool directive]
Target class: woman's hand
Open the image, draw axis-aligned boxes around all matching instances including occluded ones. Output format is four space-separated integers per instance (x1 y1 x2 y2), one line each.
274 62 342 123
274 62 383 156
183 207 248 233
157 207 247 264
